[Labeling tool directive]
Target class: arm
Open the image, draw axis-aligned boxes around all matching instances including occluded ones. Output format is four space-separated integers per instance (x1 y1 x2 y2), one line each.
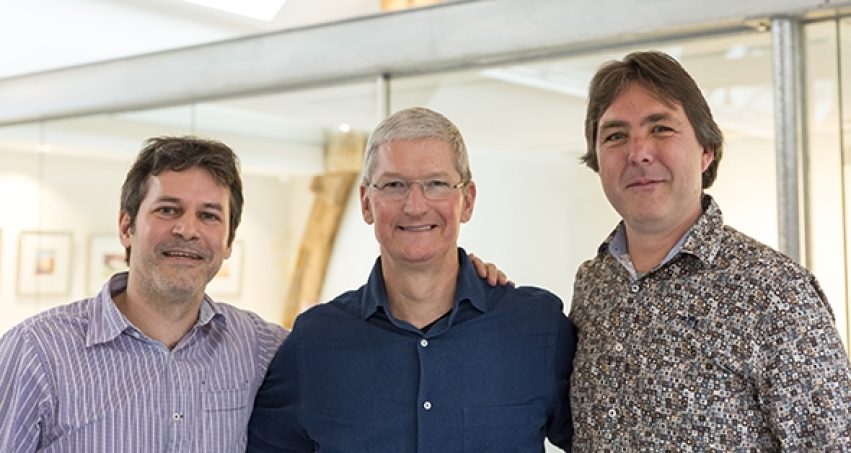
467 252 512 287
758 277 851 449
547 312 577 451
0 327 52 453
247 330 314 452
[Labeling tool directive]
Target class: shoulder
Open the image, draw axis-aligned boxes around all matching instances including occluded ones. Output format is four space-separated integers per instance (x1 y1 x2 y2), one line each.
0 299 92 378
289 288 365 335
4 299 91 344
487 284 569 325
209 302 287 346
715 226 816 292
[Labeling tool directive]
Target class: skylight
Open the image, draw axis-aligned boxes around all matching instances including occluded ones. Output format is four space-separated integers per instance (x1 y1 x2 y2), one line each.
180 0 287 21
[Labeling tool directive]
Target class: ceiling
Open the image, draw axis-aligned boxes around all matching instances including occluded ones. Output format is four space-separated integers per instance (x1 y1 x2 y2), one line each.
0 1 823 180
0 0 384 79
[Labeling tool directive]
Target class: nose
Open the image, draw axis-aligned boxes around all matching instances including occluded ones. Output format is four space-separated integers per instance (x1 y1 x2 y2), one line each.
627 134 655 164
402 182 429 215
172 214 200 239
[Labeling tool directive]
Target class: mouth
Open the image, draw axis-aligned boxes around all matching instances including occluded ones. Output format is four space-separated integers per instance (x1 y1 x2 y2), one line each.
161 248 205 261
626 178 663 189
398 224 437 232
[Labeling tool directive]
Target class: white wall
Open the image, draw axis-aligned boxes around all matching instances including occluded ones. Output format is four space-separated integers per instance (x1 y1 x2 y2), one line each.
0 148 307 334
321 145 618 312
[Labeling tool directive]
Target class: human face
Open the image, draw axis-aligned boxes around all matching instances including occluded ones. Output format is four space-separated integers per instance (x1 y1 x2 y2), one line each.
360 138 475 267
119 167 232 301
595 83 714 238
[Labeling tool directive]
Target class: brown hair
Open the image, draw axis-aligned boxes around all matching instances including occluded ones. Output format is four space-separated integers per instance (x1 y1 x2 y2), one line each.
120 136 243 260
582 51 724 188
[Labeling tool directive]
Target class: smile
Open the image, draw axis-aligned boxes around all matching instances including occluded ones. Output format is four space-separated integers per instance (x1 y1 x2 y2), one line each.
162 249 204 260
626 178 663 189
398 225 436 232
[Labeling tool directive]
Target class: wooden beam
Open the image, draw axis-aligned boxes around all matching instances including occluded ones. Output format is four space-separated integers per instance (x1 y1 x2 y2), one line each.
282 131 365 328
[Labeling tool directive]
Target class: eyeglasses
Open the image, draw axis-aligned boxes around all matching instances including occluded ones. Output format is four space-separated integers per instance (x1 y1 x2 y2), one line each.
368 178 467 201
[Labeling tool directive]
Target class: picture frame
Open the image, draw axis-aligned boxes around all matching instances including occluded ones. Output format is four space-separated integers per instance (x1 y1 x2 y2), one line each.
207 241 244 297
87 234 128 294
17 231 73 296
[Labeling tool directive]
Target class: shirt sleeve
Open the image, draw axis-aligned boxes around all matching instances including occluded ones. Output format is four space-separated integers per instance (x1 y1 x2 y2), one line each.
246 327 313 452
0 327 53 453
546 302 577 451
758 276 851 448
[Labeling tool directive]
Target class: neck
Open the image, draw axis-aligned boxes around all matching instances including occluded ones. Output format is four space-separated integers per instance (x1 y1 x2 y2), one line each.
381 253 459 329
625 205 703 274
114 278 203 349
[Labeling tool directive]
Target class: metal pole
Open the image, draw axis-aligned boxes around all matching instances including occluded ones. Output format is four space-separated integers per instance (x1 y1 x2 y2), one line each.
771 16 808 264
376 74 391 121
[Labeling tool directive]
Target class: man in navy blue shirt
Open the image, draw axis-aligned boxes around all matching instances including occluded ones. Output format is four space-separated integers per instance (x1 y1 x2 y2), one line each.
247 107 576 452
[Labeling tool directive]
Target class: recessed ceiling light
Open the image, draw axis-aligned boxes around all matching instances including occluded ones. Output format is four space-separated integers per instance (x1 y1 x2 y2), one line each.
180 0 287 21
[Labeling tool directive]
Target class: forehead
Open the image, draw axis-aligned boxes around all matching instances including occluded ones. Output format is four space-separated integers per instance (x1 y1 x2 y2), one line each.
373 138 455 175
600 83 685 121
144 168 229 205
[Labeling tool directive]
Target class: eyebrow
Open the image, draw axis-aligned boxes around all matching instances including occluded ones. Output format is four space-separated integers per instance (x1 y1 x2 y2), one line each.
599 112 676 132
375 171 453 180
154 196 225 212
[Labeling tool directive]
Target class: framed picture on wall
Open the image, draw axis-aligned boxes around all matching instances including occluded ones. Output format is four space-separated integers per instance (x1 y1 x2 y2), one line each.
87 234 128 294
17 231 73 296
207 241 244 297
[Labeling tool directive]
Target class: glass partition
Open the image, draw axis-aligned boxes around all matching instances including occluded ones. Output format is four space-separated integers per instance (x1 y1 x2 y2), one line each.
0 80 378 332
386 31 777 309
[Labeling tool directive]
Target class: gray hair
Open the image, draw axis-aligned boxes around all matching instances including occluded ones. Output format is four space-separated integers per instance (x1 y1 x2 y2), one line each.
362 107 472 185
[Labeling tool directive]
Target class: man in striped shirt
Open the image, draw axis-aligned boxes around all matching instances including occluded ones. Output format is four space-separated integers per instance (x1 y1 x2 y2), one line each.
0 136 288 452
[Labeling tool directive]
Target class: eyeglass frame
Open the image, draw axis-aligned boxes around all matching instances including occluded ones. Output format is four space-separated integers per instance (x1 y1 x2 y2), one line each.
366 178 469 201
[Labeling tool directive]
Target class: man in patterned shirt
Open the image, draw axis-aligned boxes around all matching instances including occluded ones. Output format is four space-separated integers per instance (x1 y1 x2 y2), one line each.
571 50 851 450
0 137 288 452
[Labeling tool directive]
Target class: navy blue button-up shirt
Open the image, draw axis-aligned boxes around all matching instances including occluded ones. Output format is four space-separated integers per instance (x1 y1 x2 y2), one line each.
248 249 576 452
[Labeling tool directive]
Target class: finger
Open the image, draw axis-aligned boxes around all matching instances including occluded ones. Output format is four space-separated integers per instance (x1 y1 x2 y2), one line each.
469 253 489 278
496 270 509 286
486 263 500 286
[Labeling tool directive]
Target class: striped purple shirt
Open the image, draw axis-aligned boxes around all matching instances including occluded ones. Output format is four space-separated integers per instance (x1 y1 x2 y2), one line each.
0 272 287 452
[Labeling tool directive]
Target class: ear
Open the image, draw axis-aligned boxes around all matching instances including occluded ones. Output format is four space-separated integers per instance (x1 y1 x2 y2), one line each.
360 185 374 225
700 145 715 172
460 181 477 223
118 210 134 248
224 241 233 260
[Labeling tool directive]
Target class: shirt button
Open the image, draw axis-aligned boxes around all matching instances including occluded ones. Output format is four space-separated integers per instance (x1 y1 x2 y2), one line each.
423 401 432 411
614 343 624 352
630 284 640 293
420 339 428 348
172 412 182 421
608 408 617 418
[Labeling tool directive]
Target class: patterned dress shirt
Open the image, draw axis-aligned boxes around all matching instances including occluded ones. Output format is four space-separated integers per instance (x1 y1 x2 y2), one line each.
0 272 287 453
570 195 851 451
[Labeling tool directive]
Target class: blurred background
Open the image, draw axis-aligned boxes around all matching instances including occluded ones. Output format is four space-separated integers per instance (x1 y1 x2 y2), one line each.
1 0 849 361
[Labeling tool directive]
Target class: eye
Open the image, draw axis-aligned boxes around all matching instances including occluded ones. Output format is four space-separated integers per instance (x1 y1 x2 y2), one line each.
200 212 222 222
156 206 179 216
424 179 451 189
651 124 675 135
601 131 627 143
379 180 407 190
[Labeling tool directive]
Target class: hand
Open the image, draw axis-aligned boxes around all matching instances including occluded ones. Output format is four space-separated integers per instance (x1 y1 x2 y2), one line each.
468 253 513 287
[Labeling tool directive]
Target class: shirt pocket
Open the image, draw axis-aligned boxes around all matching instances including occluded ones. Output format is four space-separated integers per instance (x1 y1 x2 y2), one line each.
201 381 252 452
463 404 544 453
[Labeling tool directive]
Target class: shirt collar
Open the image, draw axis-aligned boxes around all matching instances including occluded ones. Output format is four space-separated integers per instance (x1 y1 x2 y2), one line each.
85 271 225 347
358 247 488 320
86 272 133 347
601 194 724 276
